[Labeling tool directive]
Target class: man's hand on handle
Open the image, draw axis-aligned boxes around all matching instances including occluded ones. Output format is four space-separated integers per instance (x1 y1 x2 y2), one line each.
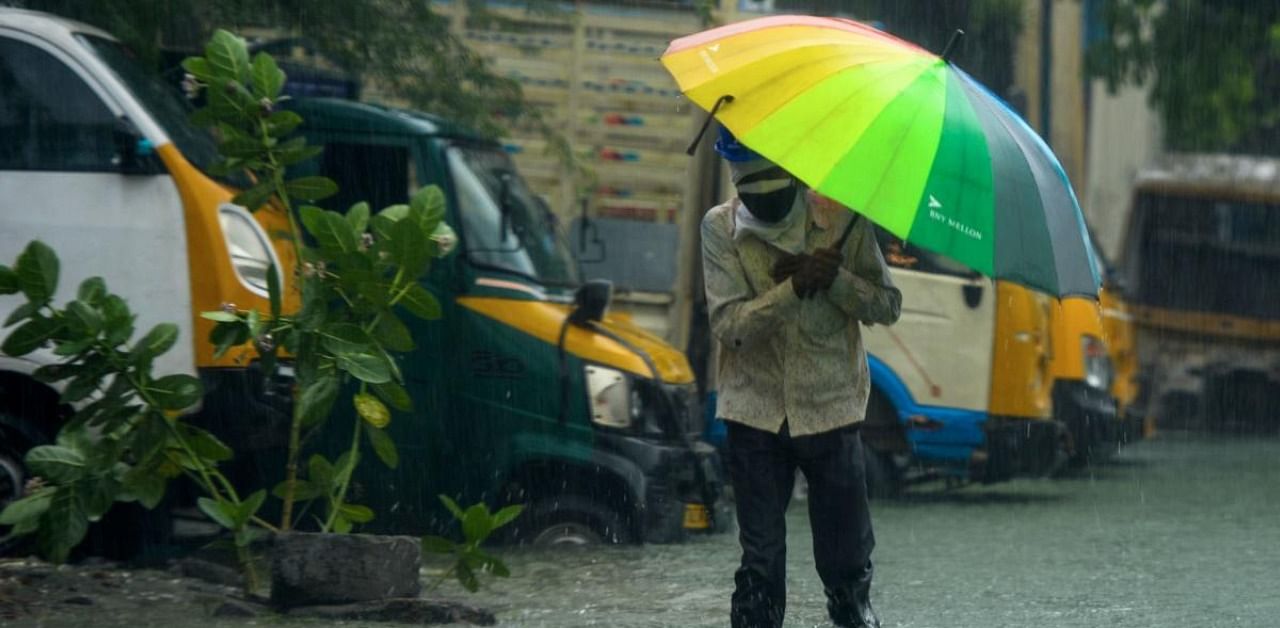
774 248 842 299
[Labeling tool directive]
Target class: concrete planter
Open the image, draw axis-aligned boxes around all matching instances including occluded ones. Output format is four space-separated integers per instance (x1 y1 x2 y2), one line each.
270 532 421 608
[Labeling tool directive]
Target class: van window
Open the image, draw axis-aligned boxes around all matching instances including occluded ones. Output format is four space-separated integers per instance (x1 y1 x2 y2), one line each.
0 37 117 171
318 142 411 212
78 35 221 178
874 226 973 277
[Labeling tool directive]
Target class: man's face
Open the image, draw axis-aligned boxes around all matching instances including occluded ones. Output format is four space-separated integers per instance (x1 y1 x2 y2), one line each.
733 161 799 223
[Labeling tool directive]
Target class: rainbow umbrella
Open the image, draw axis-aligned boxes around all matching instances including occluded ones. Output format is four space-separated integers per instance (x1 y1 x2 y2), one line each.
661 15 1099 298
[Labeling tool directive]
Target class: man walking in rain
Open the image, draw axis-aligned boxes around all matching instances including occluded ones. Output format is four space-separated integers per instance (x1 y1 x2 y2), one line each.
701 128 901 628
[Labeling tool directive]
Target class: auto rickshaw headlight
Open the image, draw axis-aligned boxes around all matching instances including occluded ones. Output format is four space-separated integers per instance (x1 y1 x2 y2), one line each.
218 203 283 296
1082 334 1114 391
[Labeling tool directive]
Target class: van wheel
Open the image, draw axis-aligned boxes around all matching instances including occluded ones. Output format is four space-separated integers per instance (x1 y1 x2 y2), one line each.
863 447 903 500
519 497 631 547
0 437 28 555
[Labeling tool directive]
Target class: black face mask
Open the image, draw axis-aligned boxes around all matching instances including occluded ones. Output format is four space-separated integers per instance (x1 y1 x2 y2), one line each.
739 181 798 223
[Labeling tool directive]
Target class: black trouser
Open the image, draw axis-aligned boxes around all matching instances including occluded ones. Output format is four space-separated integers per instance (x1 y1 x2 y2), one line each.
727 420 875 628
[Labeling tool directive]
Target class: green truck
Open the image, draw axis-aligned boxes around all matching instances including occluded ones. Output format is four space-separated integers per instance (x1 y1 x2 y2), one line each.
203 98 728 545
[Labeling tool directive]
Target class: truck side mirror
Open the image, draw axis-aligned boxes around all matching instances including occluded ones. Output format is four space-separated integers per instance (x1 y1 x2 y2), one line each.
498 172 514 243
569 279 612 325
576 196 606 263
113 117 164 176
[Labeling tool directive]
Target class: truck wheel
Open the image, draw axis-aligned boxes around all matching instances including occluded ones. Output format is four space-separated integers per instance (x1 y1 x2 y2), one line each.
521 496 631 547
862 446 903 500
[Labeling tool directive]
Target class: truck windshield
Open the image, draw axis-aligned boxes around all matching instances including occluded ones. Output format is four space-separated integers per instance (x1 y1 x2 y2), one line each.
1132 191 1280 320
77 35 222 179
448 145 580 288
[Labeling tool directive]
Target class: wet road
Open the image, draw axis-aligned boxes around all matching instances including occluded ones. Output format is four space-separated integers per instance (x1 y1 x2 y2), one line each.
435 433 1280 628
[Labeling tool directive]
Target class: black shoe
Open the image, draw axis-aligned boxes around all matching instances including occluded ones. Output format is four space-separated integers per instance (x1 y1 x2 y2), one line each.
827 584 880 628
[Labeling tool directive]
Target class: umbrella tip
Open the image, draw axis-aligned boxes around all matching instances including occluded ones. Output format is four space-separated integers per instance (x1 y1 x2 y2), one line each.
941 29 965 63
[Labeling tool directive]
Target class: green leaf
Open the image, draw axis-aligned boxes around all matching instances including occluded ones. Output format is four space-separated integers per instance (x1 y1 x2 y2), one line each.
332 514 353 534
0 264 16 295
346 202 371 234
354 393 390 429
297 374 339 427
85 476 120 521
455 560 480 592
15 241 59 304
221 137 267 159
33 363 76 384
179 424 234 462
4 301 40 327
364 424 399 469
398 283 442 320
421 535 456 555
232 179 275 211
336 352 392 384
52 337 94 357
333 450 357 489
272 479 323 502
492 504 525 530
371 214 398 242
76 277 107 304
100 295 135 346
307 454 335 490
372 381 412 412
250 51 285 100
471 548 511 577
26 445 86 484
41 487 89 563
286 177 339 202
201 310 240 323
320 323 373 354
181 56 214 81
205 30 251 83
238 490 267 526
131 323 179 365
198 497 237 530
61 372 102 404
122 471 166 509
410 186 447 233
148 374 204 411
372 314 415 352
439 495 466 521
0 488 54 524
64 300 102 335
390 217 433 278
462 504 494 544
339 504 375 524
275 143 324 167
2 316 61 356
265 110 303 137
299 205 357 253
210 320 251 359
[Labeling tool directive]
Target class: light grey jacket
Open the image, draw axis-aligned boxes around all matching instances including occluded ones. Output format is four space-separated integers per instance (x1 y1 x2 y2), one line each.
702 197 902 436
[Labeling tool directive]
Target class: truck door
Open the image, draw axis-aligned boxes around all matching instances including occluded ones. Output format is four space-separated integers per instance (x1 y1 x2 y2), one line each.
862 228 996 455
0 33 193 377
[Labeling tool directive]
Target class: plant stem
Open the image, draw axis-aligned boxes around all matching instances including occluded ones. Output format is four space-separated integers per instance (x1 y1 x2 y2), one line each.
322 387 365 532
269 164 307 532
427 564 457 593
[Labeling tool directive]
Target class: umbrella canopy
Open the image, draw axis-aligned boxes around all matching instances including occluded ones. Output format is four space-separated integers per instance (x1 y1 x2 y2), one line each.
661 15 1099 298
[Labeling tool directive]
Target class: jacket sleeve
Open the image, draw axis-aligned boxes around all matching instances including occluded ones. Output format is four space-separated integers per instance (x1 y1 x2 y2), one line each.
701 209 799 349
825 216 902 325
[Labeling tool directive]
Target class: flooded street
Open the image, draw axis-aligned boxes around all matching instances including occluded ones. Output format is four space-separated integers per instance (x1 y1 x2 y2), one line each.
434 432 1280 628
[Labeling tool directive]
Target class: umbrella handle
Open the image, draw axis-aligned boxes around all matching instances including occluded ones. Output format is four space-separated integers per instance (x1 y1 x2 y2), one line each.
686 94 735 156
833 214 860 251
941 29 965 63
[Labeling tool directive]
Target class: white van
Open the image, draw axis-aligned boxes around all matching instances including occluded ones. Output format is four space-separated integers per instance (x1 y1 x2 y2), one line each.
0 9 294 547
